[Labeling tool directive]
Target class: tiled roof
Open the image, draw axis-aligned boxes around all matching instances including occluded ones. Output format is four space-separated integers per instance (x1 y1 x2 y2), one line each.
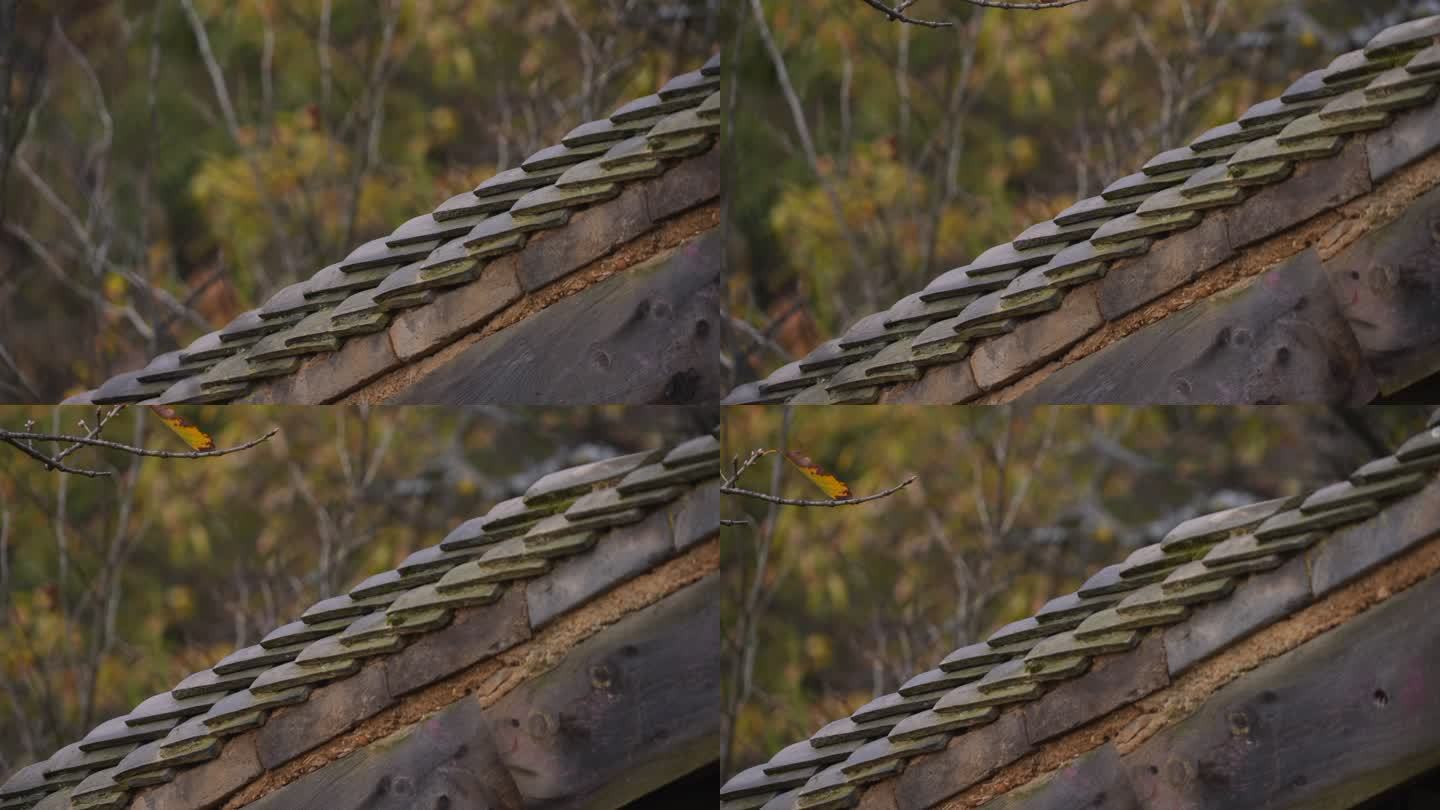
719 408 1440 810
0 433 719 810
726 15 1440 405
63 56 721 407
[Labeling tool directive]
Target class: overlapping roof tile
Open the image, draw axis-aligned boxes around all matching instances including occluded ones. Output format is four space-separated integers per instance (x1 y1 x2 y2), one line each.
720 408 1440 810
61 55 721 407
725 16 1440 405
0 433 719 810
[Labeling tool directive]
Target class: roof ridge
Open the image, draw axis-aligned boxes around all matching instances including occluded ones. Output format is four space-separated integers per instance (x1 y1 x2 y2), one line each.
725 14 1440 405
720 407 1440 809
68 54 722 406
0 431 720 810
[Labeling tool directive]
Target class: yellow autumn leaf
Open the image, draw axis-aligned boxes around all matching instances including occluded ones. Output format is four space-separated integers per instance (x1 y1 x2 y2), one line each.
784 450 852 500
146 405 216 451
103 272 127 301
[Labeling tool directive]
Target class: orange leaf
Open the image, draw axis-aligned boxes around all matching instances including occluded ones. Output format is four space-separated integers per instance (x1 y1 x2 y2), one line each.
146 405 216 451
784 451 852 500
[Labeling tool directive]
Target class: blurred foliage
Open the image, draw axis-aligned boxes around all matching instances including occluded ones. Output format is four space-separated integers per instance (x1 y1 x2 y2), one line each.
0 403 713 777
0 1 718 401
720 404 1430 774
726 0 1436 380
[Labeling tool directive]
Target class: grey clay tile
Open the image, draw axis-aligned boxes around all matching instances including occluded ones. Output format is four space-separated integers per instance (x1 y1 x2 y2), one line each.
1101 169 1190 200
1299 474 1426 513
886 705 997 744
899 664 990 696
1366 14 1440 58
79 715 176 752
764 739 860 776
1159 495 1300 551
1202 531 1322 567
721 764 819 799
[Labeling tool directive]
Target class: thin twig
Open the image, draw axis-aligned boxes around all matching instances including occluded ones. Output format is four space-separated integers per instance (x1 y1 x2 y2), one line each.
722 476 918 507
178 0 297 279
748 0 872 280
960 0 1087 8
1 428 279 477
858 0 954 27
1 437 103 476
4 428 278 458
861 0 1088 25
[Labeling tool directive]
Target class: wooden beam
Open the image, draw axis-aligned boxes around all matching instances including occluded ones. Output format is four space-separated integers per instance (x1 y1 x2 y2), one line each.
240 575 718 810
396 231 722 405
1022 248 1376 405
1122 568 1440 809
243 694 523 810
1320 183 1440 395
485 574 720 809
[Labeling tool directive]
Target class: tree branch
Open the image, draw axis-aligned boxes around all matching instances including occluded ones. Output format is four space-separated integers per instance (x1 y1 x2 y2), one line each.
1 425 279 477
857 0 955 27
722 476 918 507
860 0 1088 27
722 446 918 507
959 0 1087 8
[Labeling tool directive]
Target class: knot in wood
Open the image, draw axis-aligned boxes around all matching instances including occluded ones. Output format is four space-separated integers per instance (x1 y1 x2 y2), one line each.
528 710 555 739
1229 709 1252 738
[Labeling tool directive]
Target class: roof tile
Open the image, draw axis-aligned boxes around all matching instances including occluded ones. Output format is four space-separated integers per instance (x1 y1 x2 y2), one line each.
887 705 996 744
1202 530 1321 567
763 740 860 776
86 60 720 405
730 413 1440 808
78 716 175 754
1366 14 1440 57
1159 495 1299 551
1053 192 1144 225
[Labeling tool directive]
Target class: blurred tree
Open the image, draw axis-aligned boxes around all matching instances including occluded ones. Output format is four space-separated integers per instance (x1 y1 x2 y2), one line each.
719 404 1430 775
725 0 1440 384
0 1 719 402
0 403 712 778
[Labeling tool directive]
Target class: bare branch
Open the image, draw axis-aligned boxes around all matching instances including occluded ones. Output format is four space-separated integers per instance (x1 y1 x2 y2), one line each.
1 436 104 477
861 0 1087 26
857 0 955 27
722 445 918 508
178 0 298 279
0 424 279 477
748 0 872 281
958 0 1087 8
722 475 918 507
860 0 1087 28
721 409 791 776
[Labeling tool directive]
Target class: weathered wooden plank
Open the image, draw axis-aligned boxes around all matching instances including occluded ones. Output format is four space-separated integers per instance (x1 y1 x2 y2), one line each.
1319 183 1440 395
1310 476 1440 598
1367 93 1440 183
1023 248 1378 404
486 574 720 810
381 582 531 697
525 504 675 629
1022 633 1169 743
395 230 720 405
132 733 263 810
892 710 1029 809
978 743 1141 810
1124 569 1440 809
1164 553 1312 676
244 694 524 810
1223 137 1371 249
